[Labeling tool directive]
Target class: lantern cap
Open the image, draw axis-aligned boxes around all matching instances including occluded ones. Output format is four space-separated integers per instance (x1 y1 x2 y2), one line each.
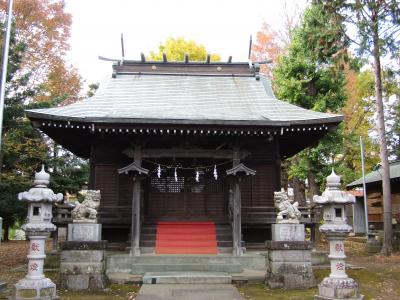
326 169 341 189
34 165 50 186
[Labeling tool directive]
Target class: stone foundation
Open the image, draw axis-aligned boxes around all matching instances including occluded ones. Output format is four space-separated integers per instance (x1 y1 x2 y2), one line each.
265 240 316 289
60 241 108 291
315 277 365 300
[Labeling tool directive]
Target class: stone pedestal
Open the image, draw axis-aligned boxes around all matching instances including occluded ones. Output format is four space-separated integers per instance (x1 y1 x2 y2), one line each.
266 223 316 289
57 227 67 243
68 223 101 242
59 241 108 291
315 278 364 300
266 240 316 289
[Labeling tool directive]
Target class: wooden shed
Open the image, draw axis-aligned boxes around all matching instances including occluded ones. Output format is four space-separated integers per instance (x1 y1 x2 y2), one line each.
347 161 400 230
26 58 341 255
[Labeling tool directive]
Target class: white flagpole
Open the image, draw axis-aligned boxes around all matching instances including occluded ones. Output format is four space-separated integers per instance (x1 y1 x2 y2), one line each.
0 0 14 153
360 136 369 236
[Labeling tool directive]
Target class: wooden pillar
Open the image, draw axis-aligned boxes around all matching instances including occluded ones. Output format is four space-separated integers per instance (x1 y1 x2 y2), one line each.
118 147 149 257
232 177 242 256
226 159 256 257
232 148 241 256
131 176 141 256
131 146 142 256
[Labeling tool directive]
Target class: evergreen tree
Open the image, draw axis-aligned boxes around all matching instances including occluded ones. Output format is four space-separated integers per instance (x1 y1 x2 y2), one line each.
273 2 349 199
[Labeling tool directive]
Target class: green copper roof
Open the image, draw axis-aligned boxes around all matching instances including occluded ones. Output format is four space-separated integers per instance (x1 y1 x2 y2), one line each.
347 161 400 187
26 74 342 126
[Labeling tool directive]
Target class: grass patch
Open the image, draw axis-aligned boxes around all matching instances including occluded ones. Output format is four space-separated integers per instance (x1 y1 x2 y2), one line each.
238 283 317 300
239 268 400 300
58 284 140 300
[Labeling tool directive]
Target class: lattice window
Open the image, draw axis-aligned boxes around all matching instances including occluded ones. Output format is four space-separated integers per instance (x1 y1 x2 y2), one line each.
149 172 225 193
150 176 185 193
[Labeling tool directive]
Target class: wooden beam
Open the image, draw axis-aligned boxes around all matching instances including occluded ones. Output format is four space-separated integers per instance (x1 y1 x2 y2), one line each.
226 163 256 176
123 147 250 159
162 52 167 63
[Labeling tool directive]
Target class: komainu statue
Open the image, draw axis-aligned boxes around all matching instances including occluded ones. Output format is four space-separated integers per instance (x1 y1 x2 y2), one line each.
71 190 101 222
274 189 302 223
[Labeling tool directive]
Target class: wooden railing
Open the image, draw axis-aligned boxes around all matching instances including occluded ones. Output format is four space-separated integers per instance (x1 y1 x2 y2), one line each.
96 204 318 225
242 206 317 224
98 205 132 224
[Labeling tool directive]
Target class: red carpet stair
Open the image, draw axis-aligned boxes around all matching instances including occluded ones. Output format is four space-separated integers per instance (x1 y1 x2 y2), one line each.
155 222 218 254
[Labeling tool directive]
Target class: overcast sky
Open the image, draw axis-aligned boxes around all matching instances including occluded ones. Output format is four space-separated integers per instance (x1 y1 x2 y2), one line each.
64 0 308 86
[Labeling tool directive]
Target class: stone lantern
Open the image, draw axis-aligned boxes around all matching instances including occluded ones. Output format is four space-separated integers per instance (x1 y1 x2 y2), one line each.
14 165 63 300
313 170 364 300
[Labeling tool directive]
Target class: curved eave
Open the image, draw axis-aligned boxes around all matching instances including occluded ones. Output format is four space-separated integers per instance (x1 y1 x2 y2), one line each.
25 111 343 127
27 113 341 160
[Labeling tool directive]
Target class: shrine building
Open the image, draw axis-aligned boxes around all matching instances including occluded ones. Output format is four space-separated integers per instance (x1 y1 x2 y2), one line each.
25 57 342 256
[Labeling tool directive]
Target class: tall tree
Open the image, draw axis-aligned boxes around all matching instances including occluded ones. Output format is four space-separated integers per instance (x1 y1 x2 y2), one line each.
0 19 48 240
325 0 400 255
0 0 81 104
273 2 348 200
148 37 220 62
0 1 86 240
340 68 380 179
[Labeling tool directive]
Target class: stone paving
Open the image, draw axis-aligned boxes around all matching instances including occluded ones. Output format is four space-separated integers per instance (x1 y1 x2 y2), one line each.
136 284 245 300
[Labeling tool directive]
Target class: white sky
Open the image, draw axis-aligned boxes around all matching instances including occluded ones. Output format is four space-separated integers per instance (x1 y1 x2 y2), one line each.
64 0 308 86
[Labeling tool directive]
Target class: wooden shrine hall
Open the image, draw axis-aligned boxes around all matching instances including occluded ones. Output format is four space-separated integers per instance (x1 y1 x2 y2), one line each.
26 55 342 256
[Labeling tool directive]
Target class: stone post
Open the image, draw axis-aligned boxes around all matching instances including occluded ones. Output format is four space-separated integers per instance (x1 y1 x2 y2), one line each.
313 170 364 300
14 165 63 300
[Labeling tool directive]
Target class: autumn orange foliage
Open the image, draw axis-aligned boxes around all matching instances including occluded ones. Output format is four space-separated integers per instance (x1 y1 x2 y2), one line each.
0 0 81 104
251 22 283 78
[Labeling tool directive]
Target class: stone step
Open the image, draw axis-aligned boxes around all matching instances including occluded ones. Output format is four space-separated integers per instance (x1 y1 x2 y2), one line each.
127 255 243 265
106 253 266 275
140 234 232 242
140 240 233 247
131 262 242 274
139 246 233 254
142 271 232 284
141 224 231 230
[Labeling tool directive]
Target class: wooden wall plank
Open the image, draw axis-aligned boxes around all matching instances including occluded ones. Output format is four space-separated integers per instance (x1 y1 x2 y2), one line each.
95 164 119 207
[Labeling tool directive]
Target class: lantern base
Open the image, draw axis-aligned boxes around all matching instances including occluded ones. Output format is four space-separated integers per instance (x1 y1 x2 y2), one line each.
13 277 57 300
315 277 364 300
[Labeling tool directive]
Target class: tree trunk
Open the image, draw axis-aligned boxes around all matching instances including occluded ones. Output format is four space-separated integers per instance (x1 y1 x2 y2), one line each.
3 223 9 241
372 12 392 255
52 141 58 174
280 160 289 190
292 176 306 206
307 163 322 244
307 168 320 200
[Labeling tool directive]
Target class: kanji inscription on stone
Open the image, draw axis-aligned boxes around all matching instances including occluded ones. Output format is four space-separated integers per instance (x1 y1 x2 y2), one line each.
335 243 343 252
31 242 40 252
30 262 38 272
